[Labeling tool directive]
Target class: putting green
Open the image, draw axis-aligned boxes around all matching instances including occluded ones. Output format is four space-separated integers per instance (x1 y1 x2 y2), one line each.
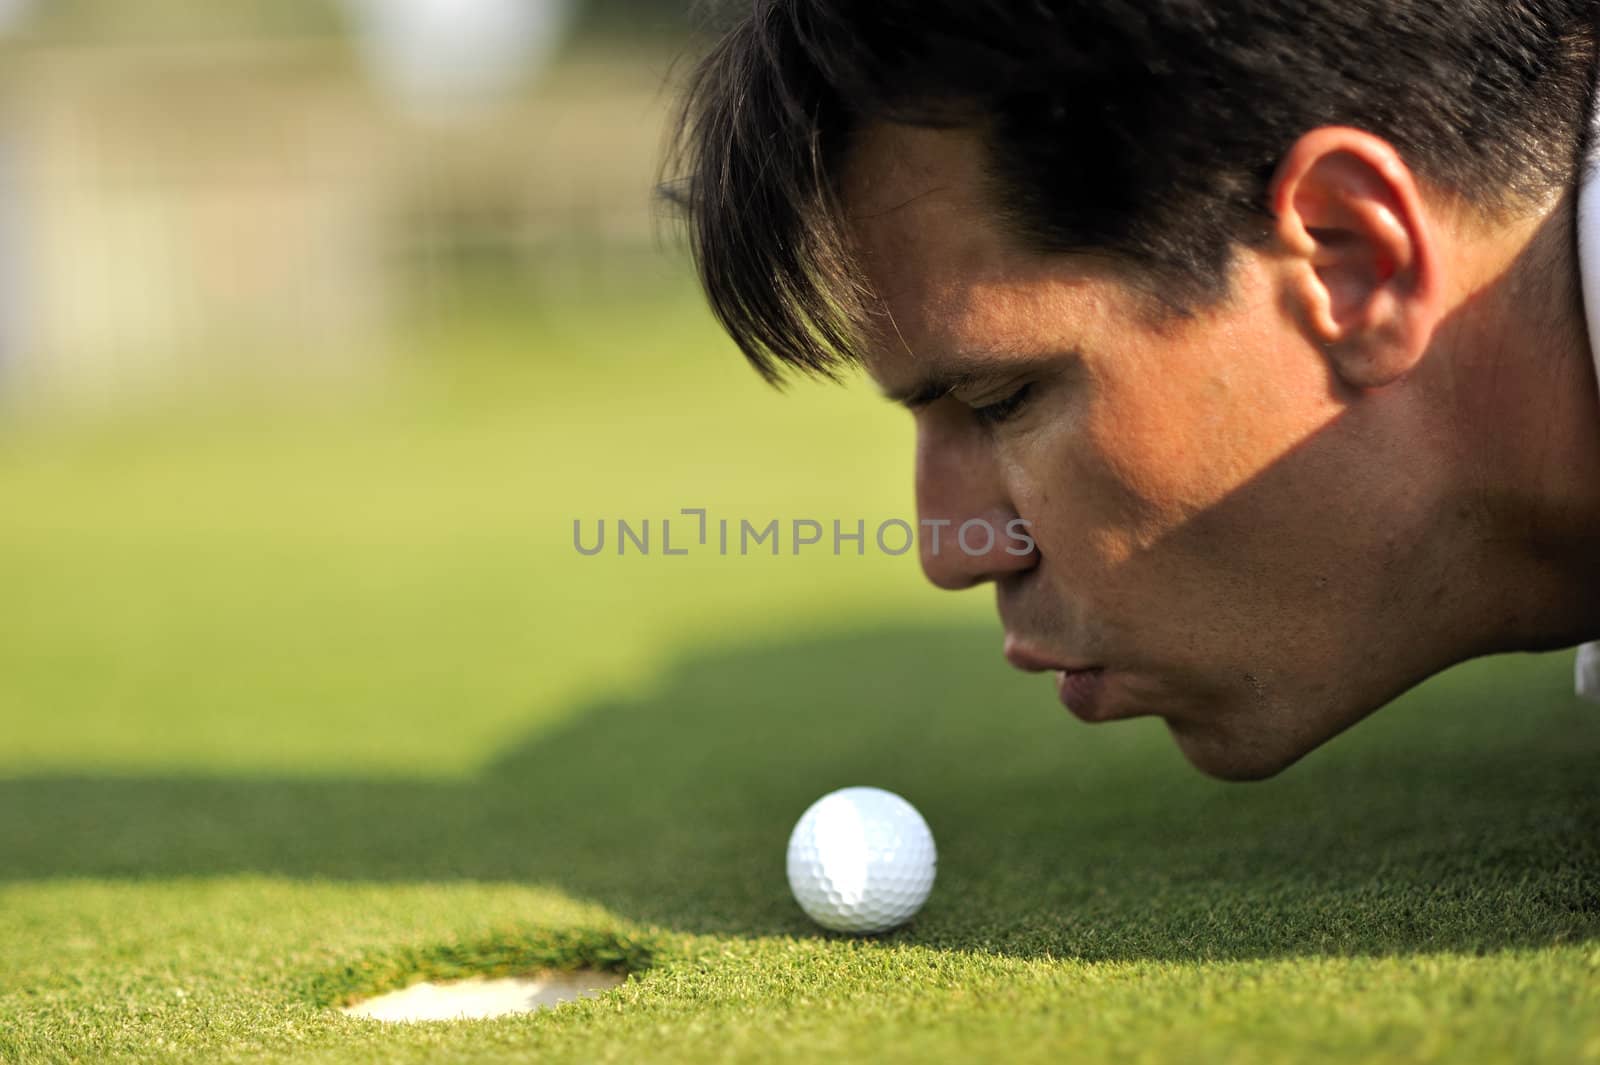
1 275 1596 1064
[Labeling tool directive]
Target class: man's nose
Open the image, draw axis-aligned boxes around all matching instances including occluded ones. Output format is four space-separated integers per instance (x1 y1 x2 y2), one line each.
914 415 1038 590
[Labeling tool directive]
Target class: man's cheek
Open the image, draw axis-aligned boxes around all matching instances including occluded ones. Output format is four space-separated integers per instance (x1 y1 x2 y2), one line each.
1013 437 1149 567
1070 419 1210 559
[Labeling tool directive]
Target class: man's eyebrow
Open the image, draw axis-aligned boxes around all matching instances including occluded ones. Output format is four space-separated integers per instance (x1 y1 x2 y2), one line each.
880 370 980 409
878 351 1063 409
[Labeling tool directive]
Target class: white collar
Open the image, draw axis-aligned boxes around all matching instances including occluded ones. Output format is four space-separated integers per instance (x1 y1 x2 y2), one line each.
1572 95 1600 701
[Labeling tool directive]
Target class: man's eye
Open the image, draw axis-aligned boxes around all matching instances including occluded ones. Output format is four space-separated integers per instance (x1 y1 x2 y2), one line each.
970 383 1034 427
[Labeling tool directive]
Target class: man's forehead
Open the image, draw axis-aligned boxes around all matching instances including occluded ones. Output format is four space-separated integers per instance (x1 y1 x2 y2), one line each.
857 291 1044 404
841 123 1010 305
839 122 1147 402
840 122 993 221
841 123 1031 391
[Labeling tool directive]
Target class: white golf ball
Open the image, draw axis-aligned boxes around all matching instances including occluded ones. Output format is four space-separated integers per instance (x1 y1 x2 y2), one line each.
786 786 936 934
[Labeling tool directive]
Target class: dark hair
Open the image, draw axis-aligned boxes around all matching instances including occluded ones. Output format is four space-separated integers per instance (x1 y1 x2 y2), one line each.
667 0 1600 382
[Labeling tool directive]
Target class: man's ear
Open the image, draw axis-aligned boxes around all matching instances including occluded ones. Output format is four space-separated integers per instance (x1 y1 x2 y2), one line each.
1269 127 1446 390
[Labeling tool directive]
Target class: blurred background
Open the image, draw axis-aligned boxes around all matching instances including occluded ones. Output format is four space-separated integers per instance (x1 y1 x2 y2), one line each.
0 0 983 779
0 0 689 408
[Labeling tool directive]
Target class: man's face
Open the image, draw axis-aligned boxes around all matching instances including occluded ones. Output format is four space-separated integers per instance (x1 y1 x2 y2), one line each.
843 123 1458 779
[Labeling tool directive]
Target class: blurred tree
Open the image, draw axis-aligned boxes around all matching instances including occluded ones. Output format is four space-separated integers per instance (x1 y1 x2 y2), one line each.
25 0 707 48
576 0 693 36
31 0 702 44
34 0 347 41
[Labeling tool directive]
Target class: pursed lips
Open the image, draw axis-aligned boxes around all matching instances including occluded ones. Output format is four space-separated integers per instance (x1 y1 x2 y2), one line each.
1000 634 1096 674
1001 633 1126 722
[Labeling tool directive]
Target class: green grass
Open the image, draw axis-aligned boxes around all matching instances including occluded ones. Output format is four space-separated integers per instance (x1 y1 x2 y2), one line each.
1 270 1597 1063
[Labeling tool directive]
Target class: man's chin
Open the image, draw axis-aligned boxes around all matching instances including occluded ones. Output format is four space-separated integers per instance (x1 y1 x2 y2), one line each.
1163 718 1310 781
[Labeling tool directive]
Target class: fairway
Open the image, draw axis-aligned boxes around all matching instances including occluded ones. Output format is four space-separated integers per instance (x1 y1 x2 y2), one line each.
1 278 1597 1064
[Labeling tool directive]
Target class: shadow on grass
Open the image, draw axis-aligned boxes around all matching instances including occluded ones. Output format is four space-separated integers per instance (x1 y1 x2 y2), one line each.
2 624 1597 962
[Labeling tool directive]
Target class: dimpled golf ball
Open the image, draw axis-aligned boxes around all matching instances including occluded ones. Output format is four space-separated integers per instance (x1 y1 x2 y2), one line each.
786 786 936 934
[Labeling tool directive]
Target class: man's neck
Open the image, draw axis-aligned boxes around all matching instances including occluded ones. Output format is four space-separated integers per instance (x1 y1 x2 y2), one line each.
1446 190 1600 652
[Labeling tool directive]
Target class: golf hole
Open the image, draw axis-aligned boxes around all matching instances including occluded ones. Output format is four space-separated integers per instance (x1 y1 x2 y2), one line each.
341 969 625 1023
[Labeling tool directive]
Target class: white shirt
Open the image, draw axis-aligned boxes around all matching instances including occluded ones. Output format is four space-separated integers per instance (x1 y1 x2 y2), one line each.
1574 87 1600 701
